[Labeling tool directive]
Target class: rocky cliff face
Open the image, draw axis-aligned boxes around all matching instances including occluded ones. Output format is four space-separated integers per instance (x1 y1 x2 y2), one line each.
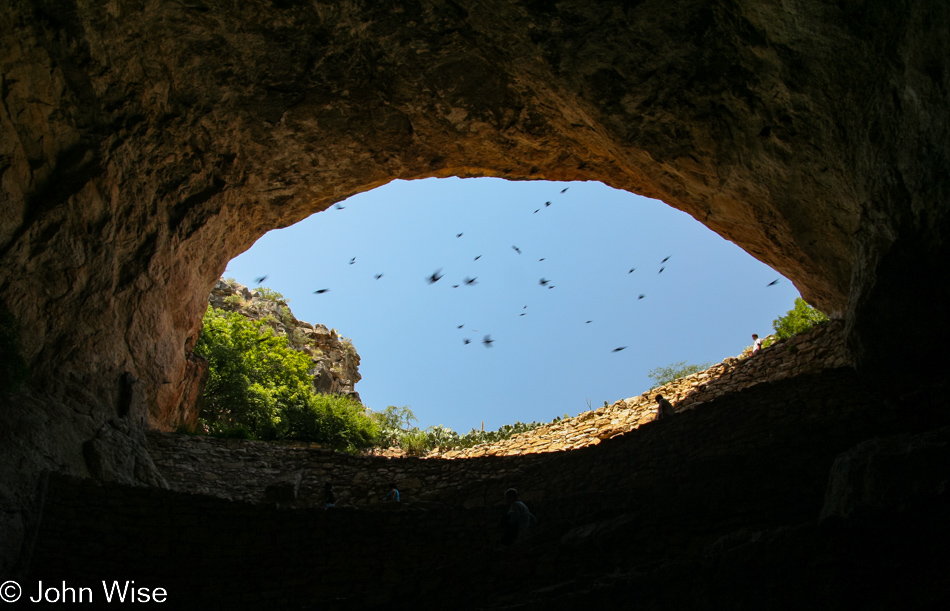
207 278 361 405
1 0 948 576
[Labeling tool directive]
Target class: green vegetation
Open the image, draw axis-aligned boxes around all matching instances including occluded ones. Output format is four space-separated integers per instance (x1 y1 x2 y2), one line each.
195 284 566 456
278 305 296 326
370 405 418 447
194 306 377 451
255 287 287 303
647 360 712 390
193 282 836 458
772 297 829 340
368 405 553 456
223 294 247 308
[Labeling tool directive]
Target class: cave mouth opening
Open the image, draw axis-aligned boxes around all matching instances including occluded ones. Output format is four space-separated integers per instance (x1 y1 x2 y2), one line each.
215 176 800 436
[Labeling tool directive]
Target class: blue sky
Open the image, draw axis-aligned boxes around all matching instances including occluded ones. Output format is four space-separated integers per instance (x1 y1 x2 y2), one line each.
224 177 800 433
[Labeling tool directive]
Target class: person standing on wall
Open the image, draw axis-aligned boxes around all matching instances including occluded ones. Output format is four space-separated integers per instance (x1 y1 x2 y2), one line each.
751 333 763 354
655 394 675 420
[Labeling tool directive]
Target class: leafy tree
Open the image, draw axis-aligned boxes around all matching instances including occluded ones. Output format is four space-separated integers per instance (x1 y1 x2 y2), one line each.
194 306 377 450
370 405 419 448
283 393 379 449
772 297 829 340
647 360 712 390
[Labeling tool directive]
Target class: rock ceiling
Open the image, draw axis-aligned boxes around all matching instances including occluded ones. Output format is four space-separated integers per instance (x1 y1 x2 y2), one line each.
0 0 946 470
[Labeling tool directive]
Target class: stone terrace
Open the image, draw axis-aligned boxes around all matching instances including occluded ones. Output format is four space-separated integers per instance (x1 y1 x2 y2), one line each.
36 368 950 610
147 322 850 509
435 321 850 457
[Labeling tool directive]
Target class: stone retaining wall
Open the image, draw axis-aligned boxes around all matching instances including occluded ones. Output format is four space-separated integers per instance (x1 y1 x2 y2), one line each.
147 428 552 509
436 320 850 457
148 322 850 508
36 373 950 610
148 320 856 515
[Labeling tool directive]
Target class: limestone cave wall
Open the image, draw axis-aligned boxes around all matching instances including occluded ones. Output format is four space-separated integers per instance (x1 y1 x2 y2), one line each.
1 0 949 577
28 369 950 609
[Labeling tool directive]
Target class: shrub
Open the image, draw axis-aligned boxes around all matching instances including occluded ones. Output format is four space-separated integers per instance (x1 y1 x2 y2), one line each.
370 405 418 448
291 327 309 346
223 294 247 308
255 287 287 303
401 429 431 456
647 360 712 389
278 305 296 326
772 298 829 340
449 421 546 450
424 424 460 450
367 406 547 454
194 307 376 450
283 393 379 451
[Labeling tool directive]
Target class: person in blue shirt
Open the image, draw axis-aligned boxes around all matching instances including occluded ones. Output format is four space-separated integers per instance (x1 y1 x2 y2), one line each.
501 488 536 544
324 482 336 509
384 482 400 502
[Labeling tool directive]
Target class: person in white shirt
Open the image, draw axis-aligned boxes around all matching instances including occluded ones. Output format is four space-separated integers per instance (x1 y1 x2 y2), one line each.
751 333 763 354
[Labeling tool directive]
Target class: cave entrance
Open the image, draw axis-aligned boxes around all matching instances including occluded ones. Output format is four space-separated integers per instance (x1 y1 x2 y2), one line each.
219 177 799 434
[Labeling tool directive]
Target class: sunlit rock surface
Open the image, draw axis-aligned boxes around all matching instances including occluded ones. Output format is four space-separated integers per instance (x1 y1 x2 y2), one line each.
1 0 948 579
207 277 362 405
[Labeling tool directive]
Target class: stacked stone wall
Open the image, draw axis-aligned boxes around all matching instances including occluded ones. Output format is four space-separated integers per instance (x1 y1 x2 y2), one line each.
147 429 542 509
437 320 850 457
26 474 499 610
39 370 950 610
147 322 852 510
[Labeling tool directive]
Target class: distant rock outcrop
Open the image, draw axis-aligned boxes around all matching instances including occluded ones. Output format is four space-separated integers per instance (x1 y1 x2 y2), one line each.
209 278 362 403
